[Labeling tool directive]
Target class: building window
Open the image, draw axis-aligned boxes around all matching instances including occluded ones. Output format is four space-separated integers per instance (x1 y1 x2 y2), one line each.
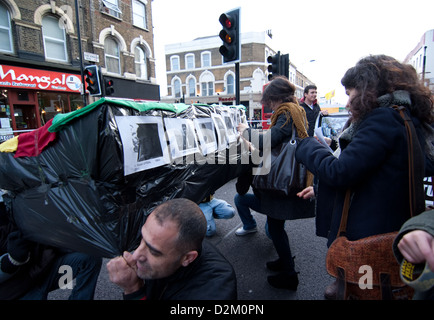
185 54 195 69
42 15 68 62
132 0 147 29
226 74 234 94
171 56 180 71
173 79 181 98
102 0 122 19
135 46 148 79
188 77 196 97
105 37 121 74
0 4 13 53
201 52 211 68
201 82 213 96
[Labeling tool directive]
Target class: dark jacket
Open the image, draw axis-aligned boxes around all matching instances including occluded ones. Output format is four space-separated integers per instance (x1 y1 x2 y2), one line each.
243 111 314 220
299 101 321 137
296 105 433 246
392 209 434 300
124 240 237 300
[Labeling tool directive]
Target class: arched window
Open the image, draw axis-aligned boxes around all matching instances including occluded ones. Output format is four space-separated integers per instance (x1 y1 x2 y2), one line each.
42 15 68 62
134 46 148 79
173 78 181 98
0 3 13 53
200 71 214 97
188 77 196 97
226 74 234 94
105 37 121 74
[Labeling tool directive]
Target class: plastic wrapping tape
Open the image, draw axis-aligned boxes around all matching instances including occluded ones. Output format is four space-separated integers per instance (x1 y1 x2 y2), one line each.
400 259 434 292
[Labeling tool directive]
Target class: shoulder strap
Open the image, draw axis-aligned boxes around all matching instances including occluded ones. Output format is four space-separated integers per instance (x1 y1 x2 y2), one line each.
337 106 425 236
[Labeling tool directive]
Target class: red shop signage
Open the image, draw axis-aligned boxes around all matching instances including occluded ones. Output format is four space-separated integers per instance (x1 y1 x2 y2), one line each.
0 64 82 93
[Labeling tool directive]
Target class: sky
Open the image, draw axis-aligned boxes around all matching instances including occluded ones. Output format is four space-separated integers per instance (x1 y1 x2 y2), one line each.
152 0 434 104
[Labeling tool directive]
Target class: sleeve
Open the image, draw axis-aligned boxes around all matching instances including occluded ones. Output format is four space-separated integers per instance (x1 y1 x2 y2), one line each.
295 108 402 188
123 285 147 300
393 209 434 264
243 113 292 150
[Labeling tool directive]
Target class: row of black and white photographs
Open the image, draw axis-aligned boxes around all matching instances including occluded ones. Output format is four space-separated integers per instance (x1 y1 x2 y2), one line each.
115 107 247 176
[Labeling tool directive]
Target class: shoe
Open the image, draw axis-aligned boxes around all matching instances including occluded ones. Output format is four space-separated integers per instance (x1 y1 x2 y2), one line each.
266 259 283 272
266 256 296 272
267 272 299 291
324 279 338 300
235 226 257 236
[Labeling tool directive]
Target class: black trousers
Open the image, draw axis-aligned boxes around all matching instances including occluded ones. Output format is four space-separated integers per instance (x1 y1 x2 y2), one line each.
267 216 296 274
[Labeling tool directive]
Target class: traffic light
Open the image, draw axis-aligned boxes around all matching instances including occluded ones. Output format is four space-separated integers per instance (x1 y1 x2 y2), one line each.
84 65 101 96
218 8 240 63
267 51 280 80
280 53 289 79
104 78 114 96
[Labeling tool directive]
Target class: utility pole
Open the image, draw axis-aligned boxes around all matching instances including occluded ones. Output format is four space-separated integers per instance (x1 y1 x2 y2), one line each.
74 0 87 106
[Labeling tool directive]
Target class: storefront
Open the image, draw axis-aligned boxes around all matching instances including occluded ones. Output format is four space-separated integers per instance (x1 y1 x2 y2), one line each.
0 64 84 142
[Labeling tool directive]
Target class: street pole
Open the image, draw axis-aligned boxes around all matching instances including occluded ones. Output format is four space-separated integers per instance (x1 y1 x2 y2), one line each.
235 62 240 105
422 46 427 84
74 0 87 107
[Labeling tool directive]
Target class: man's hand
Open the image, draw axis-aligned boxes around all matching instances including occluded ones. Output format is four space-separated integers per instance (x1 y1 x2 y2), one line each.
107 251 144 294
398 230 434 272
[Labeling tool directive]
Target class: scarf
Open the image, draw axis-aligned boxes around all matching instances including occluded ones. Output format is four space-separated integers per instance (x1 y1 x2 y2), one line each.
335 90 434 160
270 102 309 138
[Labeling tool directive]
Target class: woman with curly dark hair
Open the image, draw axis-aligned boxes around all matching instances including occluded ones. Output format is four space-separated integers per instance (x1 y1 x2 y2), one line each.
295 54 434 299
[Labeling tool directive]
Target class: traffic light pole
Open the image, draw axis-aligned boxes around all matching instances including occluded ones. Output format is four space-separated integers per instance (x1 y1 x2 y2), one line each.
235 62 240 105
74 0 87 107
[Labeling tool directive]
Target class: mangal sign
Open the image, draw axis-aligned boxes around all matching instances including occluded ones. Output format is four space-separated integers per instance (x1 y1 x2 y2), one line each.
0 64 82 93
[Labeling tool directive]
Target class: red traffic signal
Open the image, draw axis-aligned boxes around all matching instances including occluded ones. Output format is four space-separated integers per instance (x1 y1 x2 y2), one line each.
104 78 114 96
84 65 101 96
218 8 240 63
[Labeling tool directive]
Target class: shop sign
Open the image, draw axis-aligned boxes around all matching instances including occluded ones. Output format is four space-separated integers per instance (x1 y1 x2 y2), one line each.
0 64 82 93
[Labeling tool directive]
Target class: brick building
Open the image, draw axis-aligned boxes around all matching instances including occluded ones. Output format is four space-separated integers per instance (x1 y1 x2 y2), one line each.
161 31 315 124
0 0 159 140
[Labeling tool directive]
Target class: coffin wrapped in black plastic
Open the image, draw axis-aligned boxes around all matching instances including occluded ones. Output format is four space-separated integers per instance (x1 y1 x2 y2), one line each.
0 99 250 257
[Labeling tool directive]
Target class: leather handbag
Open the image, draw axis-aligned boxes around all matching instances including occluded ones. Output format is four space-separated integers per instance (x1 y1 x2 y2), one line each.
325 106 425 300
251 124 307 197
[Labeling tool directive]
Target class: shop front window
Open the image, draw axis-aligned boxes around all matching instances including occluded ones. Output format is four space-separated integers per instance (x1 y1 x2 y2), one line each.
37 92 82 126
0 90 13 142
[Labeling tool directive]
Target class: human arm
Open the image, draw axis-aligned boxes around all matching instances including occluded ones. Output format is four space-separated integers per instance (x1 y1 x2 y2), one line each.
0 231 31 283
238 113 292 151
106 251 144 295
295 108 403 187
393 210 434 272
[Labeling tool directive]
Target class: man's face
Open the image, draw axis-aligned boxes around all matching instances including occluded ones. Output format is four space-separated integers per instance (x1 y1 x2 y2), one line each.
305 89 317 103
132 213 185 280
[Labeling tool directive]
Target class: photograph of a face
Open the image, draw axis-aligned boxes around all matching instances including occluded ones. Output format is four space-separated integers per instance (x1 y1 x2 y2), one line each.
193 117 217 155
164 117 199 159
212 113 229 151
115 115 170 175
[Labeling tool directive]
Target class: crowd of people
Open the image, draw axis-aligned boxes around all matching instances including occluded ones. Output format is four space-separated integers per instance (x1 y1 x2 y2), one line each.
1 54 434 300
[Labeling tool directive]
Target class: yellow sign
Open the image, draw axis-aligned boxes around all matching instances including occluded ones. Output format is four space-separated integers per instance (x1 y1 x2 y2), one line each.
325 90 335 100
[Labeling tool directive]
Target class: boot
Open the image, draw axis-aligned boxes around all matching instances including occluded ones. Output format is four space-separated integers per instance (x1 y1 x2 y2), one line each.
266 259 283 272
267 272 299 291
266 256 295 272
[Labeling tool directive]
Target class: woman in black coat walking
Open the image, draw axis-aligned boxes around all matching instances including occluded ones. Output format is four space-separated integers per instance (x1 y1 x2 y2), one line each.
295 54 434 299
237 76 312 290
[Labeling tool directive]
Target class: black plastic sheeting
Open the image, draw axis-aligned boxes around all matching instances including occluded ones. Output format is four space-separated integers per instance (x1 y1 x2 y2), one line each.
0 102 250 258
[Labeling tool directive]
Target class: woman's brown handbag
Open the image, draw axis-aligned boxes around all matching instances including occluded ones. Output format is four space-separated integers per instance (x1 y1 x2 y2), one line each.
325 106 425 300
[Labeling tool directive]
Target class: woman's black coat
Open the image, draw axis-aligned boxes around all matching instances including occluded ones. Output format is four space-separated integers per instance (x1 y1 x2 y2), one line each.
296 106 432 246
